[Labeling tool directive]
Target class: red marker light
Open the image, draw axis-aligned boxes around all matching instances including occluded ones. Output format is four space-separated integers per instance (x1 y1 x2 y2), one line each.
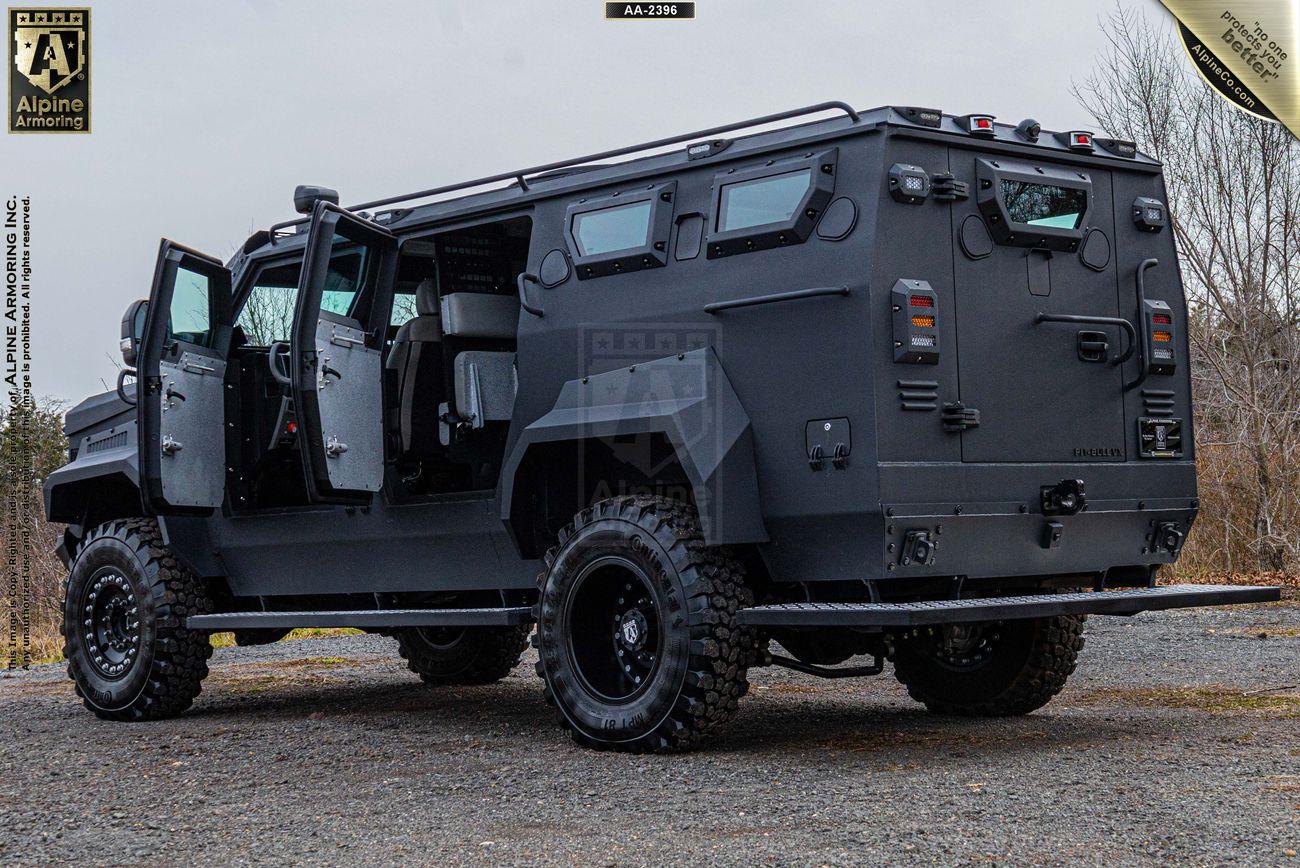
1077 134 1090 144
286 421 297 434
976 118 992 129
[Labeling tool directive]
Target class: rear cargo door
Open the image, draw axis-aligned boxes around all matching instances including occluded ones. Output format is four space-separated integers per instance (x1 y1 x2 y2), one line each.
949 150 1127 463
137 240 233 512
290 202 397 502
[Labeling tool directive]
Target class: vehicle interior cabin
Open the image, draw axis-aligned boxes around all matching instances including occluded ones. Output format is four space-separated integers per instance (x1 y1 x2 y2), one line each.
224 214 532 512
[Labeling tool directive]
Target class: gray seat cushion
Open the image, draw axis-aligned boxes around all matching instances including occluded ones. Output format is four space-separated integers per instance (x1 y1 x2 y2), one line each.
440 293 519 339
453 351 517 426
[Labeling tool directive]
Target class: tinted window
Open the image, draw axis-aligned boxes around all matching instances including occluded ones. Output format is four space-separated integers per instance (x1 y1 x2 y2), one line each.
234 244 364 345
322 241 365 315
718 168 811 232
169 266 211 346
572 200 652 256
236 261 301 346
1000 180 1087 228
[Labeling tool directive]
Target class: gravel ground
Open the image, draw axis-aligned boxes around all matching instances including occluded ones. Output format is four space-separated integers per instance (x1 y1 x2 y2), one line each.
2 602 1297 866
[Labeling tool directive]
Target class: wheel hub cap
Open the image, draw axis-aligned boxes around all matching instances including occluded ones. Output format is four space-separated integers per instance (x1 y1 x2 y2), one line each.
617 609 648 652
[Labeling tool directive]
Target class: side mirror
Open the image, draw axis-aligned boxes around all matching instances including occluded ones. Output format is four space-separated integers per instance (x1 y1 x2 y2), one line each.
120 299 148 368
293 184 340 215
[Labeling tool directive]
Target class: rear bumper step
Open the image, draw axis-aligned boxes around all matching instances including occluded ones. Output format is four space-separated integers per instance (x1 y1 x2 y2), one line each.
187 607 534 631
736 584 1280 628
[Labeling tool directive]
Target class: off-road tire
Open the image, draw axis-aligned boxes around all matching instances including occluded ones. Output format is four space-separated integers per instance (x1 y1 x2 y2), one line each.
62 518 213 721
892 614 1085 717
394 625 531 686
534 495 758 753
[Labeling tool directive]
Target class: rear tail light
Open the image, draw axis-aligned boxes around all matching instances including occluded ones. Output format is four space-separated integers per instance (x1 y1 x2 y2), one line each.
910 295 933 308
1152 313 1171 325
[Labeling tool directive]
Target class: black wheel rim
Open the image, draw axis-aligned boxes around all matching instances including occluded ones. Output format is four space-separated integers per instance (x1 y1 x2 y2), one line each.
80 568 141 680
565 556 662 704
414 626 467 650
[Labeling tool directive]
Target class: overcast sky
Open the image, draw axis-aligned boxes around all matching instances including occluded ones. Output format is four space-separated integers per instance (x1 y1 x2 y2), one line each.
2 0 1172 403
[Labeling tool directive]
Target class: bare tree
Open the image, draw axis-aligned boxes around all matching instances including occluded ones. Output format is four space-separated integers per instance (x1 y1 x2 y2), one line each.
1075 5 1299 575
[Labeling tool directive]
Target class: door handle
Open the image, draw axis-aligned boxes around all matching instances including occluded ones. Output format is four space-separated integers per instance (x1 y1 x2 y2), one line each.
161 435 183 455
1035 312 1136 366
181 359 215 374
325 435 349 458
1076 330 1109 363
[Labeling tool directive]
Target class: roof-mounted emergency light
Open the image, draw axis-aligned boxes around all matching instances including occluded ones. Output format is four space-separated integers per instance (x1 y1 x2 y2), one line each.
1058 131 1094 152
959 114 997 137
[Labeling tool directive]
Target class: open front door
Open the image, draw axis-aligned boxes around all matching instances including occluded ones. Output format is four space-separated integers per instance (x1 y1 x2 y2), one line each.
138 240 233 513
291 202 397 502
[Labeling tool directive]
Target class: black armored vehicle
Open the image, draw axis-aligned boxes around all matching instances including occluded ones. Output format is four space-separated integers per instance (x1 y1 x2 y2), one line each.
46 101 1278 752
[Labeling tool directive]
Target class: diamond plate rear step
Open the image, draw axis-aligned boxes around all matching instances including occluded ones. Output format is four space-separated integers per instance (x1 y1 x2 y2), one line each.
735 584 1281 628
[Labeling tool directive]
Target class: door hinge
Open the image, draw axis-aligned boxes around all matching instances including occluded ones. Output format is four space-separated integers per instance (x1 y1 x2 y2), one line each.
941 402 980 432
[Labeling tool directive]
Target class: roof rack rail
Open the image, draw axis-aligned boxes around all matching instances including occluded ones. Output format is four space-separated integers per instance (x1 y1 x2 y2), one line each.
268 100 860 241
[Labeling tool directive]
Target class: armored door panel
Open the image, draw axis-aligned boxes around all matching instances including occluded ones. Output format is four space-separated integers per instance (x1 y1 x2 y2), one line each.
949 150 1127 463
312 315 383 492
157 352 227 507
137 240 233 513
291 202 396 503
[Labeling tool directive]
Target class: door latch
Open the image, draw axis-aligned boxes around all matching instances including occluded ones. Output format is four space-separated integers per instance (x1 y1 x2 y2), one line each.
1077 330 1109 363
160 435 183 456
325 435 349 458
941 402 980 432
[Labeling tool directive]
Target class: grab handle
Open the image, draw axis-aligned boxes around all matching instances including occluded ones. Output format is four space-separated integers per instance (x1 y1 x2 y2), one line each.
116 369 137 406
1035 312 1137 366
268 341 292 386
705 285 850 314
517 272 544 318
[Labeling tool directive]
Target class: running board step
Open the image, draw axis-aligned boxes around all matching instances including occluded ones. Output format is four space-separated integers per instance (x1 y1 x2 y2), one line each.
736 584 1281 628
187 607 534 631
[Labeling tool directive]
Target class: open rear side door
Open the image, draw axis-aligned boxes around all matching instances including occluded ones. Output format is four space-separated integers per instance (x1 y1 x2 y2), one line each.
291 203 397 503
138 240 233 513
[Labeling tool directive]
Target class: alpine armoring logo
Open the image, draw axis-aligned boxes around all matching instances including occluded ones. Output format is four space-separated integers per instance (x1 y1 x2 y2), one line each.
8 8 90 133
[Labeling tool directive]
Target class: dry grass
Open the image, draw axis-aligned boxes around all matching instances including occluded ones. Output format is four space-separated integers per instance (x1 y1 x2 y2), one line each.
1076 685 1300 718
207 628 364 650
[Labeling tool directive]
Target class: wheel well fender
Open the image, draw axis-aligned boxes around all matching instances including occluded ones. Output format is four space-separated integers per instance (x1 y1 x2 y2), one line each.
500 348 768 558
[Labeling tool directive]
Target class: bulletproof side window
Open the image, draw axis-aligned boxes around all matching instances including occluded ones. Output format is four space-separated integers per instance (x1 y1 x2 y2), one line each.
975 157 1092 252
706 148 837 258
565 181 676 279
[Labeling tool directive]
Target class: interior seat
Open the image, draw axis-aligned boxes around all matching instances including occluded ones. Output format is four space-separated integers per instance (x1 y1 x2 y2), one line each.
385 279 443 457
438 292 519 441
